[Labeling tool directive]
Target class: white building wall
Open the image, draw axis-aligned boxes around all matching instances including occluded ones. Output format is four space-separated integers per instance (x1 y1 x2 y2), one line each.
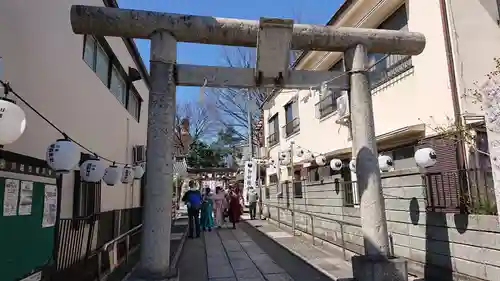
264 0 463 181
0 0 148 217
446 0 500 117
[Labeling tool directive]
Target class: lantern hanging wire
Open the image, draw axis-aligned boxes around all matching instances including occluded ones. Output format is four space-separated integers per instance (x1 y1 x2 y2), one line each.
0 79 329 167
0 79 140 166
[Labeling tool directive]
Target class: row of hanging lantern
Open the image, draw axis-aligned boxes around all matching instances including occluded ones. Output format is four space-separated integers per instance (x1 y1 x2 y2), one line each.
0 82 146 185
46 138 146 184
272 144 438 172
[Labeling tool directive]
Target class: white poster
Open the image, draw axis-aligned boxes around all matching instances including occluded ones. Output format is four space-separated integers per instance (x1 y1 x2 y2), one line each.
3 179 20 216
19 271 42 281
18 181 34 215
243 161 257 190
42 185 57 228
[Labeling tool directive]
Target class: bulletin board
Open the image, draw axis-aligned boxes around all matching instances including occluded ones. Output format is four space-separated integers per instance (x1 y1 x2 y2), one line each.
0 174 57 281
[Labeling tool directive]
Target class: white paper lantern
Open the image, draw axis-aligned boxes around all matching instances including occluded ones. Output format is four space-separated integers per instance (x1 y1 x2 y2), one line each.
0 98 26 145
378 155 394 172
414 148 437 168
46 139 80 173
296 148 305 158
279 151 288 160
315 155 326 166
281 156 290 166
133 165 145 179
330 159 343 171
302 152 314 162
349 159 356 172
103 164 121 186
80 158 106 183
121 165 134 184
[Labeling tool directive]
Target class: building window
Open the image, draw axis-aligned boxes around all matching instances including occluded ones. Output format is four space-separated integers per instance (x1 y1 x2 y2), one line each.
283 100 300 138
83 36 96 70
127 88 141 120
73 153 102 218
267 114 280 147
82 35 143 121
95 45 110 85
369 4 412 88
110 66 127 104
316 91 342 119
380 144 415 170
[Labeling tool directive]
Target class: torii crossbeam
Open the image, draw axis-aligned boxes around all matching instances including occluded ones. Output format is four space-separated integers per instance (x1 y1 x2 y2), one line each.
70 5 425 281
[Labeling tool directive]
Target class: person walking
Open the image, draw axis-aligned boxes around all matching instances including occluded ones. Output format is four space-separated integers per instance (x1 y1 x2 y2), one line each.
228 188 242 229
212 186 226 228
181 180 202 238
200 187 214 232
247 188 259 220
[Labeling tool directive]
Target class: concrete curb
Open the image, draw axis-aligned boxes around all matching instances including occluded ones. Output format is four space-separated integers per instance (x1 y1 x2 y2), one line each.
241 219 354 281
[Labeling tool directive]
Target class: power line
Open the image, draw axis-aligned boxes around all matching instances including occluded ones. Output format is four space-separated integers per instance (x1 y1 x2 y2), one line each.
0 79 136 166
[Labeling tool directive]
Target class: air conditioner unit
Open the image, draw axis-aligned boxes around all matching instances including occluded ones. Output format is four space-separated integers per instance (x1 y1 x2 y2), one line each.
133 145 146 163
335 94 350 125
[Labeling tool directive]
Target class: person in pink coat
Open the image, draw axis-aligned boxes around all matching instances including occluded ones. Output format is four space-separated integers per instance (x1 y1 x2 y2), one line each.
212 186 227 228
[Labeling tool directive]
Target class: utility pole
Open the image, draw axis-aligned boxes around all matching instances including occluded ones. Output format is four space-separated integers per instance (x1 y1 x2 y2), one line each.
247 93 254 159
70 6 424 281
289 141 296 235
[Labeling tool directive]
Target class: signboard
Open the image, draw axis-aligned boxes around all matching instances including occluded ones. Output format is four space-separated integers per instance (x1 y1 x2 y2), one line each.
244 161 257 190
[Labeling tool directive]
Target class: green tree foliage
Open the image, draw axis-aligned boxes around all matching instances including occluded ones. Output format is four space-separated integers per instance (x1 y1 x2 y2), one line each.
186 140 225 168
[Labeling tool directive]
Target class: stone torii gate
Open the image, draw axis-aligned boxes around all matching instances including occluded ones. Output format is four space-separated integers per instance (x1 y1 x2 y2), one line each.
70 6 425 281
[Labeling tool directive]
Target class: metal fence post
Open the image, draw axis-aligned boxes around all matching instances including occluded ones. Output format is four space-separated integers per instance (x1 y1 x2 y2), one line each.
310 214 315 245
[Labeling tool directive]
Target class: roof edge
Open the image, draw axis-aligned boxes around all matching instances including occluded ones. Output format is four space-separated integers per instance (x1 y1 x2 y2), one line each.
291 0 356 69
102 0 151 90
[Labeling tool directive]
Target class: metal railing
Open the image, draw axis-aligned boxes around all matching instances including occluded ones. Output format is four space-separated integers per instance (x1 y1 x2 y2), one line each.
96 224 143 280
264 203 363 260
267 132 279 147
424 168 497 215
315 93 338 119
282 118 300 138
369 54 413 89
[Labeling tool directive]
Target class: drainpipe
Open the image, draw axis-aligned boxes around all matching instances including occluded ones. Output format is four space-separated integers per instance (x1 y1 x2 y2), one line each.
439 0 468 209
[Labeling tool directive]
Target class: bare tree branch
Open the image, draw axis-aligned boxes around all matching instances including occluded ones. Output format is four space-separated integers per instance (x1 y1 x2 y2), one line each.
174 101 218 154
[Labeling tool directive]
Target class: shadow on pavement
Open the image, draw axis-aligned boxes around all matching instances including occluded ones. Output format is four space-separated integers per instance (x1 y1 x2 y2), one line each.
239 221 343 281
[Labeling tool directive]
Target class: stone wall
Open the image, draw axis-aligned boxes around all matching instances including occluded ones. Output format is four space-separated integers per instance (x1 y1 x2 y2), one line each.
263 168 500 281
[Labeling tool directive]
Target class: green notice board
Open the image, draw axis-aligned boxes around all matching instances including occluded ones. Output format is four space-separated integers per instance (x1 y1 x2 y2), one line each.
0 176 56 281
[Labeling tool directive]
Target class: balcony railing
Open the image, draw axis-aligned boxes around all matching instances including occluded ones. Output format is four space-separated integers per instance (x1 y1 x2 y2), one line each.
267 132 279 147
282 118 300 138
369 54 412 89
315 92 339 119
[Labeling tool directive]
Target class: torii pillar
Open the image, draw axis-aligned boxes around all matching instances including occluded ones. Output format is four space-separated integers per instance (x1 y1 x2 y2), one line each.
70 5 425 281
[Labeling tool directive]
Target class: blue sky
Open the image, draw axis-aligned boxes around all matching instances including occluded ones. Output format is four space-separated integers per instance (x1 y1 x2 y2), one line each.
117 0 344 104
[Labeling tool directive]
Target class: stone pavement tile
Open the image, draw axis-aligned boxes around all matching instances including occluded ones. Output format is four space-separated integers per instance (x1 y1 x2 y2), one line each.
230 259 257 270
264 273 294 281
208 264 235 279
253 260 285 274
226 251 249 260
207 257 231 268
236 278 265 281
243 218 353 280
234 268 264 279
247 253 273 263
209 278 237 281
178 236 207 281
223 241 242 252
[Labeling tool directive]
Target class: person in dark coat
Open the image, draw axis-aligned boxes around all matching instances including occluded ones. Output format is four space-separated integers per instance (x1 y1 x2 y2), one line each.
228 188 242 229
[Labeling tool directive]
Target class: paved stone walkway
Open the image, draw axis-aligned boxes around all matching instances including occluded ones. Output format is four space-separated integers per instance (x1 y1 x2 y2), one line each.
205 228 293 281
